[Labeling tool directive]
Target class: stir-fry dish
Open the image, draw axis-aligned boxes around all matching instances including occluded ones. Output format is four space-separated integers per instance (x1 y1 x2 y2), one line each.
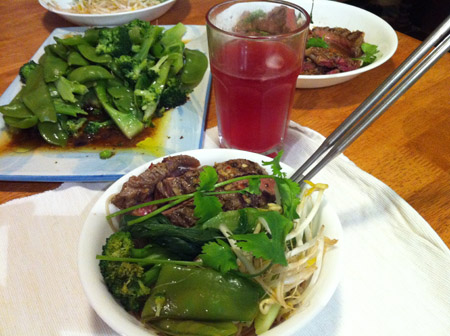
97 152 337 335
0 20 208 148
302 26 379 75
48 0 167 14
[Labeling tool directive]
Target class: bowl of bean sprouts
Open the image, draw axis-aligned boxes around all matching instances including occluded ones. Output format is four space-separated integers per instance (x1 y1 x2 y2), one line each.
39 0 177 26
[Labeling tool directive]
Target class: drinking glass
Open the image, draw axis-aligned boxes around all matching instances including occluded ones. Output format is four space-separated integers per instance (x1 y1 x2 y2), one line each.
206 0 310 156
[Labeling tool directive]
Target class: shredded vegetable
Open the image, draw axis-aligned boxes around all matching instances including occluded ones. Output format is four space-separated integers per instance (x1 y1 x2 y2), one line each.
49 0 166 14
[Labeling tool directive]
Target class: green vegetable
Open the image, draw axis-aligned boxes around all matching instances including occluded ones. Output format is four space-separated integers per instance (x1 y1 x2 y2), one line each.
0 20 208 151
21 65 57 123
141 264 264 322
96 26 132 57
77 43 112 64
94 80 144 139
99 231 162 312
84 119 113 135
199 240 238 274
355 42 380 66
19 60 38 84
55 76 88 103
233 211 293 266
99 149 114 159
67 65 114 83
41 52 69 82
37 120 68 147
180 49 208 89
67 51 90 66
306 37 329 48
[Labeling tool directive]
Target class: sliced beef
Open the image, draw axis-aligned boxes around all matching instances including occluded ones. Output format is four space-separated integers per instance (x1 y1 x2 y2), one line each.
114 156 277 228
234 6 298 36
305 47 361 73
162 200 196 228
111 155 200 209
311 27 365 58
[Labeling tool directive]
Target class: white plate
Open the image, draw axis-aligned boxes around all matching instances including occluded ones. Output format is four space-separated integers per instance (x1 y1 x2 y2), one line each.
293 0 398 88
39 0 177 26
0 26 211 182
78 148 343 336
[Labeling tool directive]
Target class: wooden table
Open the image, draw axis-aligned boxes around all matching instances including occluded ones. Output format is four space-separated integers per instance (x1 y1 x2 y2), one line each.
0 0 448 246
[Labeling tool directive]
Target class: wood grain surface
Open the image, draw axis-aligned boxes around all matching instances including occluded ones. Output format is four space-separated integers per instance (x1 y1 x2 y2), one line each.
0 0 448 246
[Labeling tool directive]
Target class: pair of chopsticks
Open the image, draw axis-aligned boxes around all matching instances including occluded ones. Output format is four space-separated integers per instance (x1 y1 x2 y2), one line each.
291 15 450 185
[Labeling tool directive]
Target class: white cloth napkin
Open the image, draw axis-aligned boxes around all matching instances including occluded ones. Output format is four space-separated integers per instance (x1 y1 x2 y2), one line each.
1 122 449 336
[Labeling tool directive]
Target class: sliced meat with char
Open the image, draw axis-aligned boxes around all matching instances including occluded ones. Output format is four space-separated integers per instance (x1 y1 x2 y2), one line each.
305 47 361 73
311 26 365 58
111 155 200 209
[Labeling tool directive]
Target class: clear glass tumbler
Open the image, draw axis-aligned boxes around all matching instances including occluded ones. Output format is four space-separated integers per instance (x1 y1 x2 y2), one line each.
206 0 310 156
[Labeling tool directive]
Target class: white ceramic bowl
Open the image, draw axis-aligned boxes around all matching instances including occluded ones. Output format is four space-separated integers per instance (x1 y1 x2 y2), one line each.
39 0 177 26
78 148 342 336
293 0 398 88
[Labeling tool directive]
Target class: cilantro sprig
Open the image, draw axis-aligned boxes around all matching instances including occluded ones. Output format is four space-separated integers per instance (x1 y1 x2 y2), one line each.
354 42 380 66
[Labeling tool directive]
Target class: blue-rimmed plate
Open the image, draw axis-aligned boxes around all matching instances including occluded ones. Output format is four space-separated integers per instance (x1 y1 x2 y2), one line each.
0 25 211 182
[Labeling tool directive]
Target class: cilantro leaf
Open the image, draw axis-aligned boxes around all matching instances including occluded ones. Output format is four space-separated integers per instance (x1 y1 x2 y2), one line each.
193 191 222 224
243 177 262 195
276 177 301 221
262 151 286 178
200 240 238 273
306 37 329 49
232 211 292 266
197 165 218 192
355 42 380 66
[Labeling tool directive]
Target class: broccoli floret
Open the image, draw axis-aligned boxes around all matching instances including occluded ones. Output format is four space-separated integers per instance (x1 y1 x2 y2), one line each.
65 117 87 135
96 26 132 57
134 56 172 123
95 80 144 139
84 119 114 135
99 231 153 312
159 78 189 109
114 55 149 84
19 60 38 84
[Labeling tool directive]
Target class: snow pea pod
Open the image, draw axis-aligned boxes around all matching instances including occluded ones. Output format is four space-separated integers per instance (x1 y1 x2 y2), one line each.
151 319 237 336
55 35 85 46
67 65 114 83
21 65 57 123
45 43 69 60
42 52 69 82
180 48 208 89
141 264 264 322
77 44 112 64
3 115 38 129
67 51 89 66
37 120 69 147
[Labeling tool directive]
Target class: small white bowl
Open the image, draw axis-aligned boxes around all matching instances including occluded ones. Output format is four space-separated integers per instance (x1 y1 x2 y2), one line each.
78 148 342 336
293 0 398 88
39 0 177 26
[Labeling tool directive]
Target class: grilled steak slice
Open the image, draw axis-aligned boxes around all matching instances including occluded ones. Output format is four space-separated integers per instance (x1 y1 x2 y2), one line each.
311 26 365 58
234 6 297 36
111 155 200 209
155 168 201 199
214 159 267 181
162 200 197 228
305 47 361 73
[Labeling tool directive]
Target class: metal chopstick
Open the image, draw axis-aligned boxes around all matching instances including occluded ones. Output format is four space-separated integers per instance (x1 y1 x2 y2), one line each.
290 15 450 184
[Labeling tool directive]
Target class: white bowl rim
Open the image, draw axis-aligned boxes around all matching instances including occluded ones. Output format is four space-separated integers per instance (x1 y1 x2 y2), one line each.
39 0 176 18
78 148 343 336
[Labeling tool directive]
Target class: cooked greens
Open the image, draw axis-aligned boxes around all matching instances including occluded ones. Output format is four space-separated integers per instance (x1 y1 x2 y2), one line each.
0 20 208 147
